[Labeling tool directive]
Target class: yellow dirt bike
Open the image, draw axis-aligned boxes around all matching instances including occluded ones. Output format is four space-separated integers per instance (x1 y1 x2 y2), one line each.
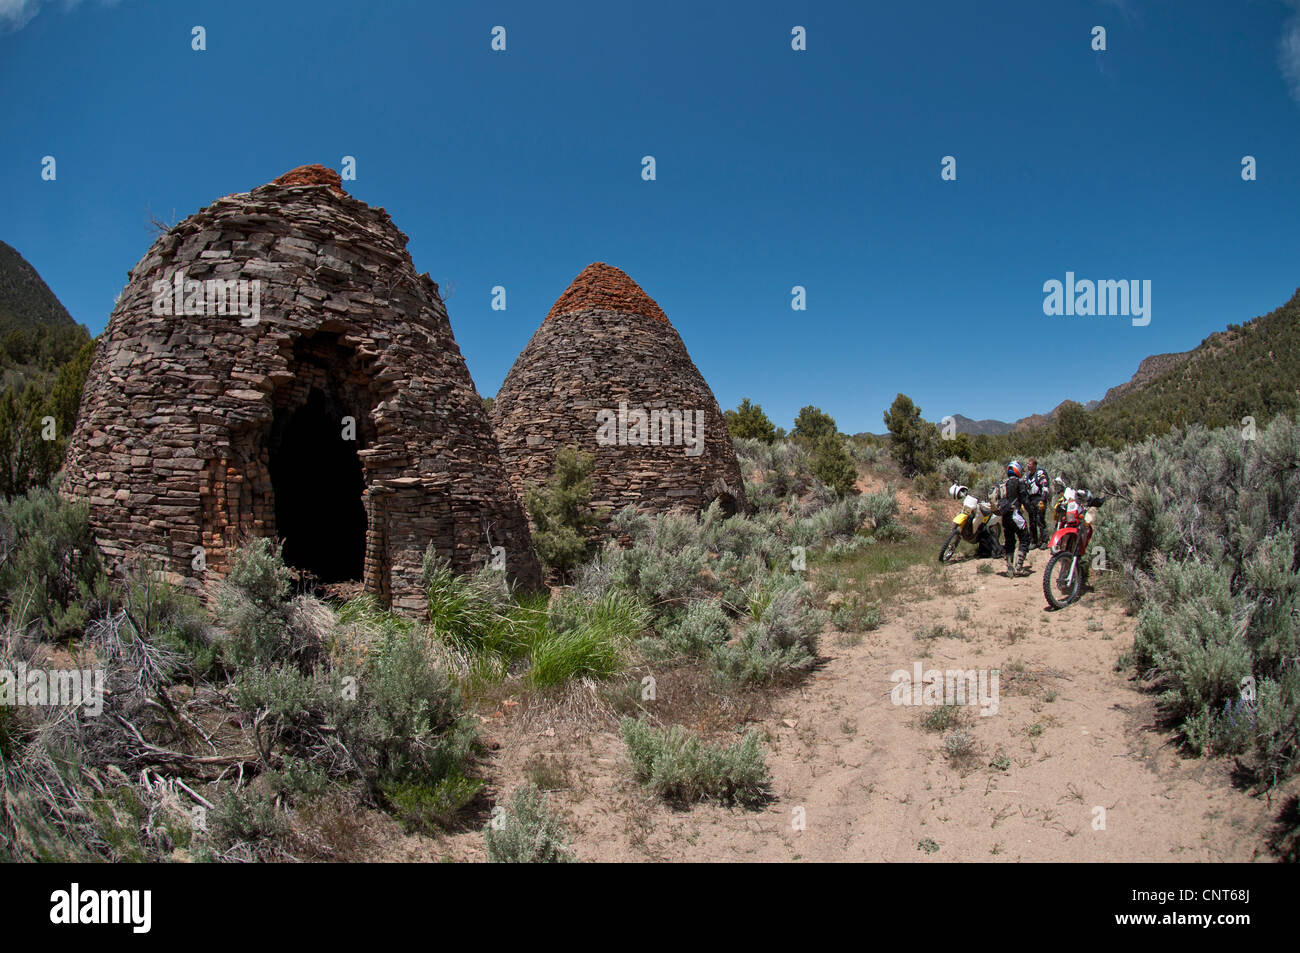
939 484 1003 562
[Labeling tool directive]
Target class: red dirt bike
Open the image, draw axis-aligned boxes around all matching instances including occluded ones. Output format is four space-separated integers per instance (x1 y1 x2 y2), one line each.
1042 487 1105 609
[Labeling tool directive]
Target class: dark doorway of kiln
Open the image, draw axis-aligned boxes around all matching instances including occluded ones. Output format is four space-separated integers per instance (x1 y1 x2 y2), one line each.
269 387 366 583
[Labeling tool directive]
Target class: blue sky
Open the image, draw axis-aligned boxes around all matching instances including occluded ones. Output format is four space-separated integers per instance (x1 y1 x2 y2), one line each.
3 0 1299 433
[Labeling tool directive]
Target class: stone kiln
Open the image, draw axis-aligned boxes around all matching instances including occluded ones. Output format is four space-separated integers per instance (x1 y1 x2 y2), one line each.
490 262 747 525
62 165 542 612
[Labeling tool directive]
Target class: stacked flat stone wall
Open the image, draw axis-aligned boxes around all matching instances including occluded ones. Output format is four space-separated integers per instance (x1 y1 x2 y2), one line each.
62 168 541 613
491 265 747 524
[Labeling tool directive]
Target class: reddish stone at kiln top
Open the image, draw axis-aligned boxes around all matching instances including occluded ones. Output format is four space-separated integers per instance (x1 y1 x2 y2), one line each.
544 262 669 325
492 262 747 530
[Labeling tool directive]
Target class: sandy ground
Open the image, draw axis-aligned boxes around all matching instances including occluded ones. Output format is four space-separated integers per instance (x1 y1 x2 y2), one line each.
384 551 1287 863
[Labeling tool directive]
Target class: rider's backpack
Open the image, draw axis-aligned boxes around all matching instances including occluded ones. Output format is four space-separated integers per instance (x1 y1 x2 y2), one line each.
994 478 1018 516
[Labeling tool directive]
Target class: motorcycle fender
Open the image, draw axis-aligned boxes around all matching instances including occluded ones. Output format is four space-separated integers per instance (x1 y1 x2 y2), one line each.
1050 528 1076 553
953 514 968 527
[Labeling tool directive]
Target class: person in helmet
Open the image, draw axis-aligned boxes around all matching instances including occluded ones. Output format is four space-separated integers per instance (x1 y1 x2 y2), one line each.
997 460 1033 576
1024 457 1050 550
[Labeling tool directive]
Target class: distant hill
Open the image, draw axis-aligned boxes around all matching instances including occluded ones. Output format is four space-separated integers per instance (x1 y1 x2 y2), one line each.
957 287 1300 447
0 240 89 384
949 414 1016 436
1097 350 1194 406
949 401 1099 436
1089 288 1300 441
0 240 78 334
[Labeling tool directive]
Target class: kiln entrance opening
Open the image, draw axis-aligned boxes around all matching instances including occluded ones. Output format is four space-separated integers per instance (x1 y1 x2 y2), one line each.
269 386 367 582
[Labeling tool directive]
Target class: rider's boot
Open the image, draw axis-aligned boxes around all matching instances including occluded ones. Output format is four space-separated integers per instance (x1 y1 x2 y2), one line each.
1004 551 1015 576
1014 551 1028 577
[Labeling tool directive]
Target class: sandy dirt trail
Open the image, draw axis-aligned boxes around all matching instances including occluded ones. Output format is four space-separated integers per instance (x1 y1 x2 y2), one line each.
409 554 1278 863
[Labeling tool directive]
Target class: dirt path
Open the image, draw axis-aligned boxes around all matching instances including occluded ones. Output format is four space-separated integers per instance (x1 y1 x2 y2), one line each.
418 554 1280 863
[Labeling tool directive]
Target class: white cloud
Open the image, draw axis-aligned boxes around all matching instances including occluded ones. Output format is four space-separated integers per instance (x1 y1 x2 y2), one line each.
1281 1 1300 102
0 0 42 33
0 0 120 35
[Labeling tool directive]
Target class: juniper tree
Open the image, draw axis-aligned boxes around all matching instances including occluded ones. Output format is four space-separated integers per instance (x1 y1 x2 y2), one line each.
524 446 604 579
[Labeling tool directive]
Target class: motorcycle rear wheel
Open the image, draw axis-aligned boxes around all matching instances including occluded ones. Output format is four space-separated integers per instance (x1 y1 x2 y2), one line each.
939 528 961 563
1043 551 1081 609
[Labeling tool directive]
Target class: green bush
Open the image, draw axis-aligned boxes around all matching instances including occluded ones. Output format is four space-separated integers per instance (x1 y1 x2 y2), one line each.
116 562 216 679
811 434 857 496
484 784 576 863
0 483 107 639
791 406 838 442
228 598 483 828
620 717 770 806
725 398 777 444
525 446 604 578
216 538 303 668
883 393 938 477
1063 414 1300 786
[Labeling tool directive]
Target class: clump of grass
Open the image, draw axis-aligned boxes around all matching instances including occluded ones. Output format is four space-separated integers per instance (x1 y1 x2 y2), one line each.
620 717 770 806
977 562 994 575
921 705 961 732
831 595 881 633
484 784 576 863
915 623 962 642
531 590 650 687
523 754 571 791
943 728 976 760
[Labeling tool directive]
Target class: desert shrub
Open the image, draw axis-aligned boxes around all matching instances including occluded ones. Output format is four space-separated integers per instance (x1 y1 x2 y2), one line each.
212 788 288 845
0 619 197 862
578 505 786 619
216 538 314 669
384 775 483 832
524 446 604 578
484 784 576 863
712 578 825 684
1097 414 1300 785
0 484 107 639
922 705 961 732
937 455 980 489
736 438 813 506
228 603 482 829
641 597 733 660
913 471 948 500
620 717 770 806
845 439 883 466
861 490 901 535
113 562 217 679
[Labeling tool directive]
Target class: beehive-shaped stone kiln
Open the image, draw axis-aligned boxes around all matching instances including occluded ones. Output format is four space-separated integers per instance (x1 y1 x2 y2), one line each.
62 165 542 611
490 262 747 524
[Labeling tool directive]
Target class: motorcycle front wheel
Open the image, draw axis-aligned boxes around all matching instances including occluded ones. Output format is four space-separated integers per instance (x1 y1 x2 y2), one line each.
939 528 961 563
1043 551 1081 609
